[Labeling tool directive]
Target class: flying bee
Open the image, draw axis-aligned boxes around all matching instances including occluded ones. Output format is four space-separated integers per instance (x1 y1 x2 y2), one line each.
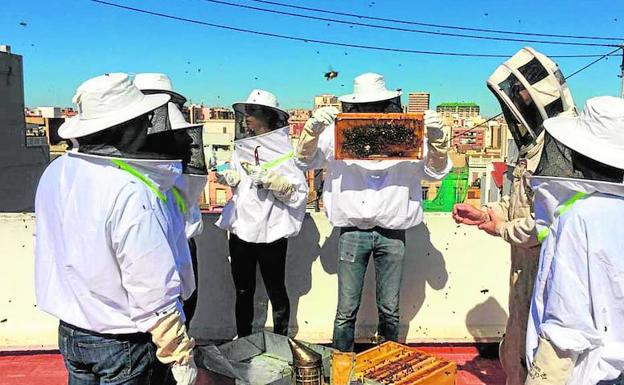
324 66 339 81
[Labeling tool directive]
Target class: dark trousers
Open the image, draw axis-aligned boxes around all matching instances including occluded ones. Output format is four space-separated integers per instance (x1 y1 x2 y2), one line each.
229 233 290 337
182 238 199 329
58 322 155 385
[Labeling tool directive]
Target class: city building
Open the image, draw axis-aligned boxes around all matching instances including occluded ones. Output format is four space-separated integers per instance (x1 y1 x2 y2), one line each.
407 92 430 113
205 107 234 120
450 116 487 153
436 102 480 120
203 118 235 165
0 45 49 211
313 94 340 110
288 108 312 138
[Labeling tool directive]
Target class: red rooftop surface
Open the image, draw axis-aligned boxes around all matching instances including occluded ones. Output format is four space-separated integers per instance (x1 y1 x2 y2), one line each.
0 346 505 385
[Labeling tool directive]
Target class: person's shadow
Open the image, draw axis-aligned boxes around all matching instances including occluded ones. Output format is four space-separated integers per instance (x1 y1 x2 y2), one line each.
254 213 341 337
189 213 237 342
461 297 508 384
190 214 448 345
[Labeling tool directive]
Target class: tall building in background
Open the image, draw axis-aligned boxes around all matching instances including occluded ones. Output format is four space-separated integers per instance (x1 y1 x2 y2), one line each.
407 92 430 113
0 45 49 212
313 94 340 110
436 102 480 120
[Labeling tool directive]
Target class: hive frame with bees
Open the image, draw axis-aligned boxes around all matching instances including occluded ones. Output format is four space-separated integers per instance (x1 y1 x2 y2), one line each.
334 113 424 160
354 341 456 385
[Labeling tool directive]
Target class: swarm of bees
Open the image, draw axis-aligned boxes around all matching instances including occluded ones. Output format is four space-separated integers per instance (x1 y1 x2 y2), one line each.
342 123 416 158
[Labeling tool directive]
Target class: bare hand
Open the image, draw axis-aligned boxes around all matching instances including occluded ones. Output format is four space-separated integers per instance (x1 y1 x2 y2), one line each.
452 203 487 226
478 207 502 237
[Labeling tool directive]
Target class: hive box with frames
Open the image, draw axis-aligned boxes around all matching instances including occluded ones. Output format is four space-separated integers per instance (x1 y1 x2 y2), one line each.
334 113 425 160
353 341 456 385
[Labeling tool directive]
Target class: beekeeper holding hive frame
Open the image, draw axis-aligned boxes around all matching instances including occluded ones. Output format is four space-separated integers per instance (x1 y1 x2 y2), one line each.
296 72 452 352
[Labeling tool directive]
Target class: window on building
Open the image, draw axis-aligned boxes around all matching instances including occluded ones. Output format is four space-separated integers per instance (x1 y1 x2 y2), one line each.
421 187 430 201
25 124 48 147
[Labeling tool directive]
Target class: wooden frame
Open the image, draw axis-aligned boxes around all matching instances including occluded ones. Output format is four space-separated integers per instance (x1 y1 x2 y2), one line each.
334 113 424 160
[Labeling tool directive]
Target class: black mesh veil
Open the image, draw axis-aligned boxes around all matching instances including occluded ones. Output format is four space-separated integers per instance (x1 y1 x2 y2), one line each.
535 131 624 183
234 104 289 140
341 96 402 113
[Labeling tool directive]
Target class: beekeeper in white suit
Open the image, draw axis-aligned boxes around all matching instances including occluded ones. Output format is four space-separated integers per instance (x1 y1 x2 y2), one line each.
35 73 197 385
135 74 208 336
134 73 207 240
452 47 577 385
216 89 309 337
525 96 624 385
296 73 451 352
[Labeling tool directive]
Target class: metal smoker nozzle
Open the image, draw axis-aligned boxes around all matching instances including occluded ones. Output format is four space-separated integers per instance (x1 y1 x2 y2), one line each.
288 338 322 365
288 338 323 385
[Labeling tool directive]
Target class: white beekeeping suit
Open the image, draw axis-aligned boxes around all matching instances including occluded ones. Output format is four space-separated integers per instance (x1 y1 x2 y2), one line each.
216 89 308 242
36 73 197 385
216 124 308 242
526 96 624 385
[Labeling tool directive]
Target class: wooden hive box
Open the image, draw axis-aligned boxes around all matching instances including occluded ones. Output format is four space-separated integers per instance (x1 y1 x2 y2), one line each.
354 341 456 385
334 113 424 160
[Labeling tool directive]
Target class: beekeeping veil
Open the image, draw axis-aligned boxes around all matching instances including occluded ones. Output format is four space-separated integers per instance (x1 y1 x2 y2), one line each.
487 47 576 156
139 101 207 175
143 102 208 238
233 89 290 140
339 72 403 113
530 96 624 242
133 73 189 136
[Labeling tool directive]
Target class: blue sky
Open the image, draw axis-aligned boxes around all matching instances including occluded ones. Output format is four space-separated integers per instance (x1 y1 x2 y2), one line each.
1 0 622 115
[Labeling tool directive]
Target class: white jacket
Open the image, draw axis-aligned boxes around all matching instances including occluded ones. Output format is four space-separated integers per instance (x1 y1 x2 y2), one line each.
301 123 451 230
35 152 194 333
175 174 207 239
216 127 309 243
527 177 624 385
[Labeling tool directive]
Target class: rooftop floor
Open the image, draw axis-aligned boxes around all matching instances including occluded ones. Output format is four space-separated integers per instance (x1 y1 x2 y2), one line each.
0 346 505 385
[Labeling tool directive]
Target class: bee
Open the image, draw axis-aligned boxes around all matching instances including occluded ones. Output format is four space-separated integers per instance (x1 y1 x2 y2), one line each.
324 66 339 81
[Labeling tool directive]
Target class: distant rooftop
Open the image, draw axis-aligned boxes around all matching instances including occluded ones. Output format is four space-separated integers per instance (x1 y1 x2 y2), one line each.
438 102 479 108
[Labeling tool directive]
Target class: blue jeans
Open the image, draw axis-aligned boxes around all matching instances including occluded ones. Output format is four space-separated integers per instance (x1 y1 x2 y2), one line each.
58 322 156 385
332 227 406 352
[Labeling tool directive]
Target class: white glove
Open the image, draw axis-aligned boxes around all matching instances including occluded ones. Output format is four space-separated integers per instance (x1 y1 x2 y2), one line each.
424 110 444 142
171 359 198 385
248 166 268 187
216 170 240 187
525 336 576 385
305 106 339 134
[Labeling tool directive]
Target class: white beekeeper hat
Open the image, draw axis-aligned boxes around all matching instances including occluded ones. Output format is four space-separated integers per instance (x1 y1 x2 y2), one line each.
338 72 402 103
133 73 187 105
544 96 624 170
167 102 202 131
232 89 289 121
58 73 170 139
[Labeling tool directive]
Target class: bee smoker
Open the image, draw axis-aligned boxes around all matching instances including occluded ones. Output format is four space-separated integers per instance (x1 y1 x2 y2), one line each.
288 338 323 385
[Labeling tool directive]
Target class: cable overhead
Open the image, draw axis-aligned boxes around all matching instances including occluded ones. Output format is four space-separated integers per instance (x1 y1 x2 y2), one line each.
565 46 623 79
200 0 618 48
90 1 620 59
249 0 624 42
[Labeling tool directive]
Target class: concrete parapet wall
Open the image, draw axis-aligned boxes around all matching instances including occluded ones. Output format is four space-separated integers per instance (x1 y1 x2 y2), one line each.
0 212 510 349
